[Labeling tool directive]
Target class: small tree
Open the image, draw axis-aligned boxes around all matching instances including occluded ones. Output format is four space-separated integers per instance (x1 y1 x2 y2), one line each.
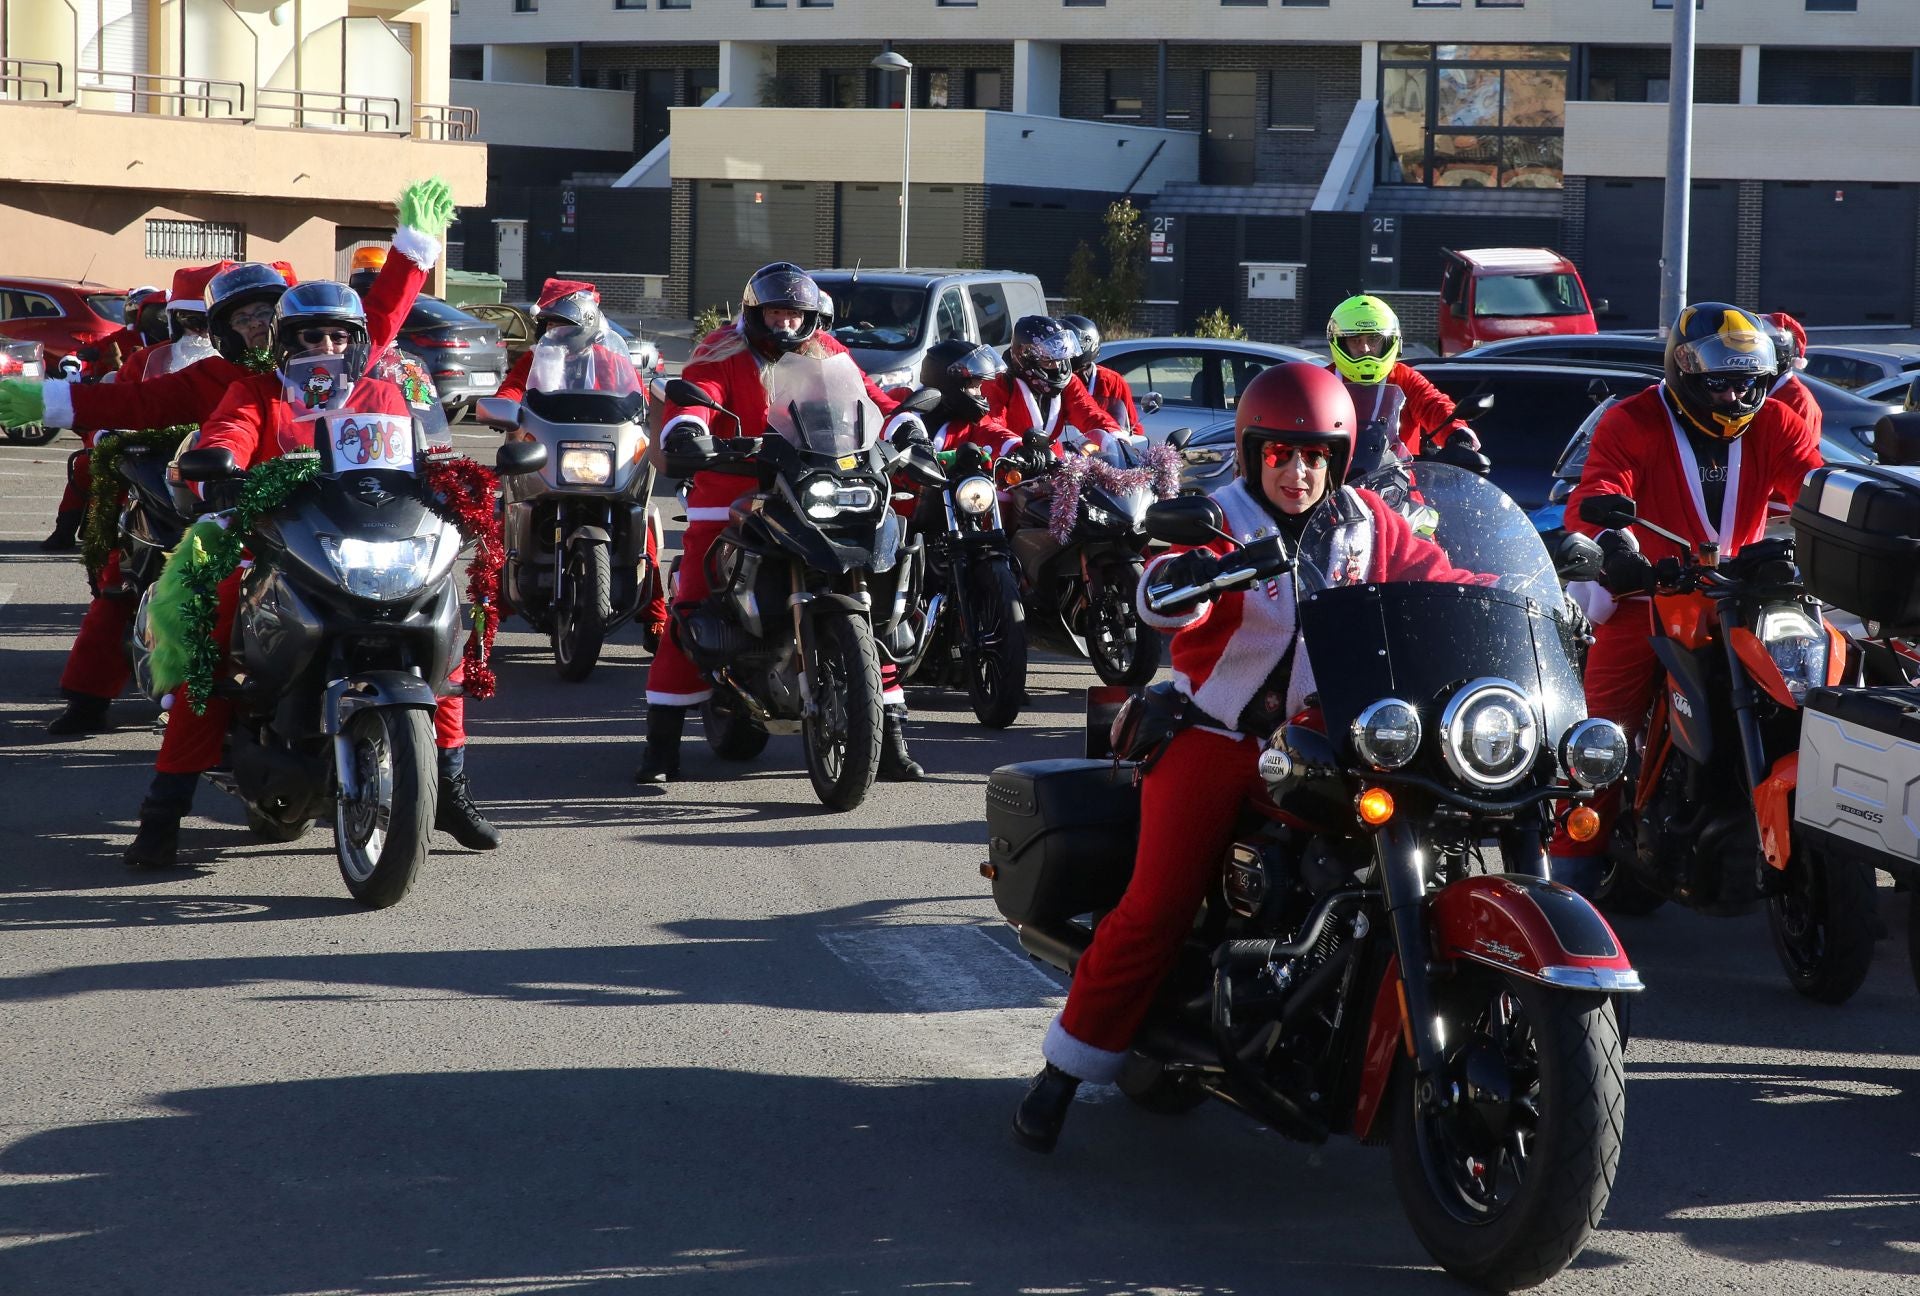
1192 308 1247 341
1064 199 1148 338
693 302 734 336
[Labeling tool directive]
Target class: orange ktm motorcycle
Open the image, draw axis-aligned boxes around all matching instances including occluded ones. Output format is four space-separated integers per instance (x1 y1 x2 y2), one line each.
1578 493 1873 1003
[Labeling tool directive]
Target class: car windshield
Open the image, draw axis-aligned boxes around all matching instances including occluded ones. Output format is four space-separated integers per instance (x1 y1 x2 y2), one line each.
1474 273 1588 319
817 279 929 352
86 293 123 323
763 351 881 457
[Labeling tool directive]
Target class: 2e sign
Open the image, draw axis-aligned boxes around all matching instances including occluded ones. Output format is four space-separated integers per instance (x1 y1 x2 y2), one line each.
1364 215 1400 292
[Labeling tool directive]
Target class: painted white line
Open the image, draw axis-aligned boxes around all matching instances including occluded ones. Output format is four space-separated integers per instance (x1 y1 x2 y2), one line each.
818 923 1061 1013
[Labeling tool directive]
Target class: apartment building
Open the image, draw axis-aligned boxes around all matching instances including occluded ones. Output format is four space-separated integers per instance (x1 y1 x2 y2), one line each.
448 0 1920 339
0 1 482 292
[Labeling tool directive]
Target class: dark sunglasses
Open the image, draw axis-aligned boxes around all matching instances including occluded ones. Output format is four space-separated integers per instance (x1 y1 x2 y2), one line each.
1700 374 1761 394
297 328 354 347
1260 443 1332 470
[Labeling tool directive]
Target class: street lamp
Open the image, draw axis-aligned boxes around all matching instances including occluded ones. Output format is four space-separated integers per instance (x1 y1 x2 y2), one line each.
871 50 913 269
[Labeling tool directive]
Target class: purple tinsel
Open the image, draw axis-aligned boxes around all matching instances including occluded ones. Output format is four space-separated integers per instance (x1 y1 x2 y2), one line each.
1048 443 1184 544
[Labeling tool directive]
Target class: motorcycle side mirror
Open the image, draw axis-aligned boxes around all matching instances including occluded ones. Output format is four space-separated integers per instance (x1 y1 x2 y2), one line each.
1140 391 1164 416
1554 532 1605 583
663 378 720 411
1166 427 1194 451
1145 496 1227 546
1873 412 1920 467
898 386 943 416
1021 428 1052 453
474 396 521 431
1458 391 1495 418
1426 437 1492 476
495 440 547 476
1578 493 1637 529
175 446 240 483
902 445 947 489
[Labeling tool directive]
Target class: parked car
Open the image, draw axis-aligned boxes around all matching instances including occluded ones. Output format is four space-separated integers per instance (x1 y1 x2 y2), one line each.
1100 337 1318 446
461 301 664 377
1437 247 1600 355
0 332 50 443
392 296 507 417
1802 343 1920 391
1854 372 1920 405
0 277 124 370
810 269 1048 390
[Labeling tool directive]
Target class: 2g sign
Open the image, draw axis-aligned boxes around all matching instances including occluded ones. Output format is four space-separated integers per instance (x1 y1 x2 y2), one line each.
1365 214 1401 291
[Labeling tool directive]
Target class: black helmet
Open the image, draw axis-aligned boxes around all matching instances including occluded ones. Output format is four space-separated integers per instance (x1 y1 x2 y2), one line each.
740 261 824 357
920 340 1006 422
1009 316 1074 395
534 282 604 357
205 263 291 363
1058 314 1101 379
272 281 370 384
1664 302 1777 441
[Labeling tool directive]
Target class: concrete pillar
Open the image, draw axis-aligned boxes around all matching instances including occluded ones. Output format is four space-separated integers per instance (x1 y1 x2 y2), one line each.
482 44 547 85
1739 45 1760 105
1359 41 1380 101
717 41 777 106
1012 39 1061 118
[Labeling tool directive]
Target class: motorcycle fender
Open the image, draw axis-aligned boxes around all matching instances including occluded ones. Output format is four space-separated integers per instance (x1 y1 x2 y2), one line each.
564 524 612 548
322 671 438 736
797 591 869 620
1651 637 1714 766
1755 752 1798 871
1351 955 1407 1144
1427 873 1643 994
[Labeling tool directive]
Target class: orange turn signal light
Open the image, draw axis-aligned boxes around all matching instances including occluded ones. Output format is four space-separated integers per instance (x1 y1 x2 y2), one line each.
998 468 1023 488
1358 786 1395 827
1565 806 1601 843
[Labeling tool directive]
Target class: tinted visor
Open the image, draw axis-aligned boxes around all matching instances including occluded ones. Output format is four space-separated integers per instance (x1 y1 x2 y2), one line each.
944 343 1006 383
1672 330 1776 378
1337 331 1391 358
745 267 824 313
1024 332 1073 366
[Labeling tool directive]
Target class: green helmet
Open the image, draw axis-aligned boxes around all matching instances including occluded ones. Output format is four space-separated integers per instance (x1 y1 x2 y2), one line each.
1327 294 1402 386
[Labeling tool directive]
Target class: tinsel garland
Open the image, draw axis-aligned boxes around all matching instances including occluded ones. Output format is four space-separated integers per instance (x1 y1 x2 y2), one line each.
81 426 194 583
421 449 504 701
1049 443 1184 544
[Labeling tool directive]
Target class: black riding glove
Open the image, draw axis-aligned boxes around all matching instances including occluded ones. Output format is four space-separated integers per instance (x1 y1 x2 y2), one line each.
1597 531 1654 596
1152 550 1223 597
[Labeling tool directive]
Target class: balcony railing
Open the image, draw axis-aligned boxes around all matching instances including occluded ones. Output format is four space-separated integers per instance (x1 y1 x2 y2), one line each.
256 88 405 134
76 68 248 118
0 58 72 103
414 102 479 142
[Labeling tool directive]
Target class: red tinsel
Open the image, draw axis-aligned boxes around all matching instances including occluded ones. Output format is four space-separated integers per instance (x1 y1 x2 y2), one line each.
423 449 504 701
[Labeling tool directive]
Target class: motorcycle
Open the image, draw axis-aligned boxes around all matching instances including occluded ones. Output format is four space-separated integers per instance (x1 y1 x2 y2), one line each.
986 462 1637 1291
168 423 544 908
1578 492 1873 1003
997 431 1182 687
659 354 945 811
476 337 663 680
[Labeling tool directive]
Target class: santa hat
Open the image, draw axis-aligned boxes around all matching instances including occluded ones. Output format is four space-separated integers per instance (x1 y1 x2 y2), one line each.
270 260 299 288
536 278 599 312
169 262 233 311
1767 311 1808 369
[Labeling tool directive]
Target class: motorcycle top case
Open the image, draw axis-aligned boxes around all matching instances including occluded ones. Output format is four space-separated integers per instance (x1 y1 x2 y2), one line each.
985 758 1140 925
1795 686 1920 878
1792 465 1920 631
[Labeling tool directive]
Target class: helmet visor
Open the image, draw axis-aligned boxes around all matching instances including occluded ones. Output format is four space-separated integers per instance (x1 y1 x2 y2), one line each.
945 343 1006 383
1025 332 1073 366
1672 330 1776 379
1336 331 1392 359
745 267 824 313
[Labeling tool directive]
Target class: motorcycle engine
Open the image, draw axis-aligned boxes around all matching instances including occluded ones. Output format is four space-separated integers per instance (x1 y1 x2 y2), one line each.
1224 842 1278 919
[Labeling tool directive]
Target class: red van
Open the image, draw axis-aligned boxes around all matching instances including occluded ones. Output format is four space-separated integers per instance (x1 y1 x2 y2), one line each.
1436 248 1600 356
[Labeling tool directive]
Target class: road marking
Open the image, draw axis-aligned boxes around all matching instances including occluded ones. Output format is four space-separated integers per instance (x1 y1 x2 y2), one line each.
818 923 1061 1013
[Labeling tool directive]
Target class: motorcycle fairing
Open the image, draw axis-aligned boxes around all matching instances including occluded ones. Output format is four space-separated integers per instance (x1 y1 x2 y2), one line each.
1755 751 1798 871
1351 954 1408 1143
1426 874 1641 992
1652 637 1715 765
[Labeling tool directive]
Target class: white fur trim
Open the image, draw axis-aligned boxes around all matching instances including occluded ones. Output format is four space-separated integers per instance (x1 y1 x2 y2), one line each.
42 380 75 429
660 412 711 440
881 686 906 705
1042 1015 1125 1085
684 506 732 522
390 224 441 272
646 688 712 706
1566 579 1619 627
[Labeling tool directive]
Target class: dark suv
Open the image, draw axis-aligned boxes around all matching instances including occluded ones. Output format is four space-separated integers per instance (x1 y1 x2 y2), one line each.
393 296 507 417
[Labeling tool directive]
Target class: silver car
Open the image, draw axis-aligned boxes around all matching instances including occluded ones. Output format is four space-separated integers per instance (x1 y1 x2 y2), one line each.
810 269 1049 390
1099 337 1319 489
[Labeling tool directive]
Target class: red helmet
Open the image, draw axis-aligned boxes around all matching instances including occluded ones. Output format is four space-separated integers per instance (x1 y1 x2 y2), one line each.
1234 362 1357 488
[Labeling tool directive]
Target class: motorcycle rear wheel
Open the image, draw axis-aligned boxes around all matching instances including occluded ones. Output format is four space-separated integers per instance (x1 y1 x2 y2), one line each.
1391 971 1623 1292
1088 563 1159 688
964 559 1028 729
553 541 611 682
802 611 883 811
1767 843 1877 1005
334 708 436 909
703 690 769 761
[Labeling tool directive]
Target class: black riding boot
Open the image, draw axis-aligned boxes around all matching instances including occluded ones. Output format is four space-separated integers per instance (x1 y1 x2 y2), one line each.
635 704 686 785
40 509 82 552
124 771 197 869
878 704 924 782
47 690 112 736
434 745 501 850
1012 1063 1081 1154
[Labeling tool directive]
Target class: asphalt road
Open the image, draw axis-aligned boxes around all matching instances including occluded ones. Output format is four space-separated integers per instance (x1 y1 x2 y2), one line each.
1 428 1917 1296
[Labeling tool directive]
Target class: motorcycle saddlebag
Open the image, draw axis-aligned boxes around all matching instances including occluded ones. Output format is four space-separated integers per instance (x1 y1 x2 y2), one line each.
1795 686 1920 879
1792 465 1920 632
985 758 1140 925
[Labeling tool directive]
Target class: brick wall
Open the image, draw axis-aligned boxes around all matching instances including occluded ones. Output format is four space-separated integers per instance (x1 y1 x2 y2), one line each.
1237 282 1307 349
558 271 667 314
1560 176 1588 270
769 43 1013 110
667 178 693 318
813 184 837 269
959 183 987 269
1735 180 1764 311
1588 46 1740 105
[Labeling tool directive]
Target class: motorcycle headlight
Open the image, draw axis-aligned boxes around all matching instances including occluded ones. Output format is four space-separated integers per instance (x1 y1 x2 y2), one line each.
801 474 880 521
557 442 614 486
953 475 995 516
1756 602 1827 701
1559 717 1629 789
1439 679 1539 791
321 534 441 601
1350 698 1423 770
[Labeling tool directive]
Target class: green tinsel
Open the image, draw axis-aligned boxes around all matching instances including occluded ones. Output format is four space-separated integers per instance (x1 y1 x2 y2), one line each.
147 454 323 714
81 426 196 584
239 347 276 375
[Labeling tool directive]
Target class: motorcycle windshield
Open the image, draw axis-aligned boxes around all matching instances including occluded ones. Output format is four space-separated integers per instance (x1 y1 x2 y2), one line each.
762 351 880 459
524 334 645 424
1297 463 1585 760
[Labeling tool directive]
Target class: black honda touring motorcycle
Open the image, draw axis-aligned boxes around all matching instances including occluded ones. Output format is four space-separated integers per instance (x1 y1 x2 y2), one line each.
985 464 1638 1291
660 356 945 811
168 419 542 907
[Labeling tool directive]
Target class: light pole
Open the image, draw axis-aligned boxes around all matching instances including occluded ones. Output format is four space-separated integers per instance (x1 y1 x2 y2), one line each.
1658 0 1697 335
872 50 913 268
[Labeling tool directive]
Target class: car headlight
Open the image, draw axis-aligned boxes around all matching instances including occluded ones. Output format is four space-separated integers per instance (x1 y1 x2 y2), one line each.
1756 602 1827 701
1439 679 1539 790
1559 717 1629 789
558 442 614 486
953 476 995 516
870 366 915 389
321 534 441 601
1350 698 1422 770
801 474 880 521
1182 447 1227 464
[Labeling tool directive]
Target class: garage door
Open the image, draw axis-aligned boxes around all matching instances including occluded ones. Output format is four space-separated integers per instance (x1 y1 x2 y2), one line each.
1580 178 1738 329
690 181 820 316
837 183 966 270
1761 182 1917 326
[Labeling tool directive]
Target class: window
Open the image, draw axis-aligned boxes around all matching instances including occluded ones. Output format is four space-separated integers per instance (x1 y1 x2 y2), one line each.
822 71 863 108
1218 356 1274 409
924 70 951 108
0 291 61 321
1064 0 1107 6
1222 1 1268 6
513 0 535 11
687 67 718 103
614 0 644 8
1476 0 1524 7
1646 76 1670 103
1105 69 1147 118
1378 43 1570 189
1108 352 1206 407
1281 0 1330 6
968 283 1012 346
934 289 968 342
1413 0 1461 6
660 0 688 7
801 0 834 6
968 69 1003 110
753 0 785 7
579 68 600 88
1472 273 1587 318
144 218 245 259
1806 0 1858 9
1652 1 1704 9
1268 72 1315 128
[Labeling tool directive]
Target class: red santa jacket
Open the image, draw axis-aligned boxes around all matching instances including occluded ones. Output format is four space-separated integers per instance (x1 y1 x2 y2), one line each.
82 326 145 378
45 239 428 434
1139 477 1475 727
1771 372 1822 443
1326 361 1468 456
1084 364 1143 435
197 371 411 471
497 349 535 403
661 325 899 518
984 372 1121 457
879 387 1011 455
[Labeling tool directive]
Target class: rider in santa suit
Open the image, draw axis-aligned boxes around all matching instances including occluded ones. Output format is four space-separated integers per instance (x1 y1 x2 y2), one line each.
1012 363 1477 1152
1059 314 1142 438
1762 311 1822 442
1549 302 1822 895
496 278 610 403
984 316 1120 457
1324 294 1477 461
636 263 914 785
82 285 165 378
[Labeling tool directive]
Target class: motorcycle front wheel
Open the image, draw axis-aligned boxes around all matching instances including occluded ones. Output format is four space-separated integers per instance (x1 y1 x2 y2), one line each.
964 559 1028 729
334 707 436 909
1767 841 1877 1005
1087 562 1159 688
802 611 883 811
553 540 612 682
1391 971 1624 1292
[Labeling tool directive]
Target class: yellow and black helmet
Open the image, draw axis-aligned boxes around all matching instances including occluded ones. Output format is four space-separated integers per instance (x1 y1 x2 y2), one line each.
1664 302 1777 441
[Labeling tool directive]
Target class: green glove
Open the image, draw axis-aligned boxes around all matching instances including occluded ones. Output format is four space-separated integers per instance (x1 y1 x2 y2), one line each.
397 178 456 240
0 379 45 429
